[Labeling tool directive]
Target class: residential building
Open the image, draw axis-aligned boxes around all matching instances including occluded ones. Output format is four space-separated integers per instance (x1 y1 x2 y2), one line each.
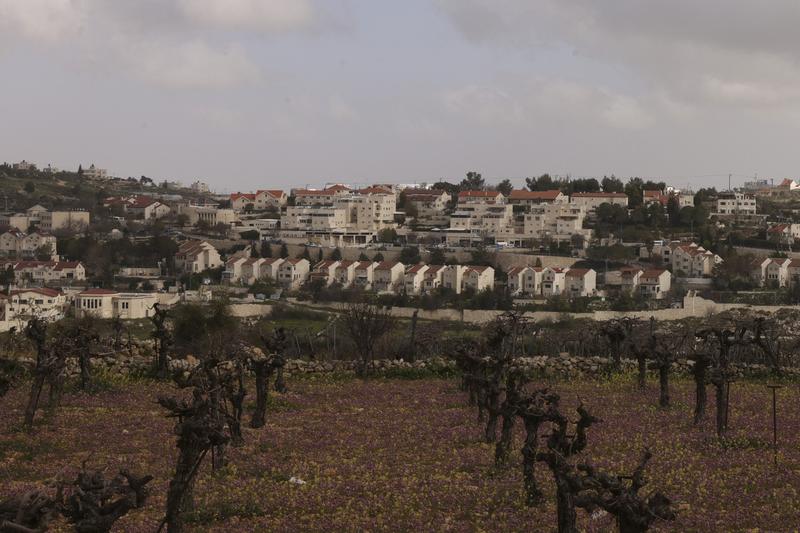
293 187 351 206
0 230 57 259
283 205 348 232
353 261 378 289
277 258 310 289
309 260 341 286
190 181 210 193
258 258 285 282
619 267 644 293
175 241 222 273
450 191 513 235
39 210 90 232
82 164 107 180
441 264 466 294
403 264 430 294
127 197 171 220
715 192 757 216
0 288 67 324
231 190 287 211
403 189 451 226
507 190 567 208
422 265 446 293
638 269 672 299
569 192 629 213
506 266 544 297
12 160 35 171
0 213 33 231
463 266 495 293
541 267 568 297
522 203 588 241
333 260 358 287
0 260 85 283
564 268 597 297
671 243 721 277
373 261 405 292
767 223 800 246
764 258 792 288
223 255 250 283
642 189 694 208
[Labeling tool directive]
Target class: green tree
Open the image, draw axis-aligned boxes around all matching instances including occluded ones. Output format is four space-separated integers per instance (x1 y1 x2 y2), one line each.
377 228 397 243
261 241 272 258
280 243 289 258
526 174 554 191
330 247 342 260
399 246 421 264
429 248 446 264
601 175 624 193
495 179 513 196
317 248 324 262
299 247 311 260
24 181 35 194
373 252 384 262
460 171 485 191
358 252 369 261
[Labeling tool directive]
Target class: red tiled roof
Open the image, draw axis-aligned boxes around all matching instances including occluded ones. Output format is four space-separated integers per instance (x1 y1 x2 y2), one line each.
80 288 118 295
375 261 401 270
294 189 336 196
230 193 256 201
404 189 447 199
565 268 591 277
406 264 428 274
11 287 62 297
53 261 81 270
768 224 790 233
641 269 668 278
257 189 285 199
458 190 501 199
354 261 375 270
571 192 628 198
508 190 562 200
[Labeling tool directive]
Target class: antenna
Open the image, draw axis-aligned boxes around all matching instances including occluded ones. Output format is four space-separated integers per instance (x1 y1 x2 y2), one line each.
728 174 732 191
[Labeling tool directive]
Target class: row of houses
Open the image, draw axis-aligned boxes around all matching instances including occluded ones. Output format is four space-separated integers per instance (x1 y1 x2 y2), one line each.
507 265 673 299
0 260 86 283
0 230 58 260
640 241 722 277
102 195 172 220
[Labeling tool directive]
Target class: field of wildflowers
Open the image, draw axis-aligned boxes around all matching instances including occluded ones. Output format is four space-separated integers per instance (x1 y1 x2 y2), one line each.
1 375 799 531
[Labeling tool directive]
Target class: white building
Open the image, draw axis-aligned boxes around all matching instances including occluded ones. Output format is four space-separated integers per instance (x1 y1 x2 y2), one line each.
671 243 721 277
0 288 67 325
715 192 757 216
638 269 672 299
463 266 495 293
82 164 108 180
541 267 568 297
507 190 568 207
175 241 222 273
403 264 430 294
564 268 597 297
403 189 451 226
507 266 544 297
75 289 158 319
0 230 57 260
569 192 629 213
373 261 405 292
0 260 85 283
277 258 310 289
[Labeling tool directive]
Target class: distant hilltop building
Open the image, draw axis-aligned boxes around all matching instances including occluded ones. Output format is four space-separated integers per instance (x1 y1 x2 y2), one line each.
43 164 59 174
81 163 108 180
191 181 210 193
12 160 36 171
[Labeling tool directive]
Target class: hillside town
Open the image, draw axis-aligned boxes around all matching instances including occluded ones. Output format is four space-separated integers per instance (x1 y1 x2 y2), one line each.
1 160 799 331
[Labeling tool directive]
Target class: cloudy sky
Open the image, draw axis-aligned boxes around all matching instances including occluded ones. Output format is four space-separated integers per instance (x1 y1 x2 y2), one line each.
1 0 798 192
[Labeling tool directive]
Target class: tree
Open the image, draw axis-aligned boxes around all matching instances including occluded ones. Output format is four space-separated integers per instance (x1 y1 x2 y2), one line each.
317 248 323 262
239 230 260 241
495 178 513 196
340 300 394 377
373 252 384 262
399 246 421 264
24 181 35 194
377 228 397 243
358 252 369 261
299 247 311 260
280 243 289 258
460 171 485 191
252 328 288 428
429 248 445 265
330 247 342 261
0 265 14 286
261 241 272 258
175 213 189 227
526 174 555 191
601 175 624 193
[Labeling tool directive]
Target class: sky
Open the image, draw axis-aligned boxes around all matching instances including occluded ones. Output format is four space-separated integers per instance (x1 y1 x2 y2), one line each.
1 0 799 193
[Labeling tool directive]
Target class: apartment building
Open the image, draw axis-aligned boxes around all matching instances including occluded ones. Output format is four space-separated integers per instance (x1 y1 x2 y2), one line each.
715 192 757 216
175 241 222 273
0 230 57 259
82 164 108 180
39 210 91 232
643 189 694 208
293 187 351 206
522 203 587 241
450 191 513 235
403 189 451 226
191 181 210 193
569 192 629 213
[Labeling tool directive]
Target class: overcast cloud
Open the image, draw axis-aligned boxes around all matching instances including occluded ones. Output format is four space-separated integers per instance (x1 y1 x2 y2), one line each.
1 1 798 191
